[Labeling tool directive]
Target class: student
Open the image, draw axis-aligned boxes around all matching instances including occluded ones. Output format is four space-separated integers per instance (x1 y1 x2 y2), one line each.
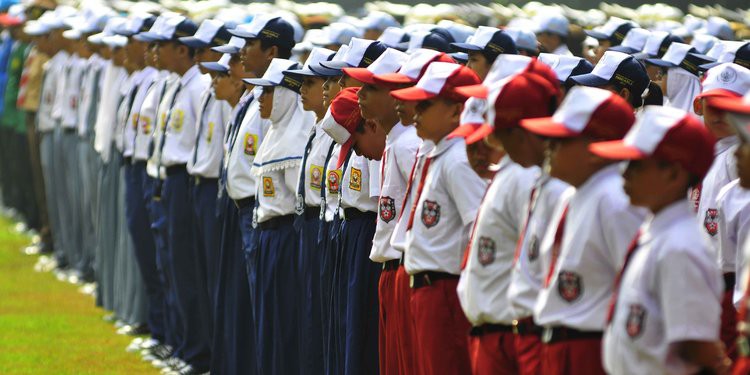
450 26 517 80
245 57 314 375
534 13 571 56
455 69 561 375
645 42 713 112
591 106 729 374
584 17 637 63
390 62 484 374
569 50 649 110
520 86 646 374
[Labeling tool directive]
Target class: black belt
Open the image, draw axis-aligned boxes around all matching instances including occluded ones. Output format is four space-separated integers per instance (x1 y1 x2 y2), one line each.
343 208 376 221
382 259 400 271
409 271 459 289
512 317 543 336
541 326 603 344
304 206 320 220
233 197 255 210
62 127 76 134
469 323 514 336
123 156 132 165
132 160 147 168
258 214 295 230
725 272 736 292
190 176 218 186
165 164 187 176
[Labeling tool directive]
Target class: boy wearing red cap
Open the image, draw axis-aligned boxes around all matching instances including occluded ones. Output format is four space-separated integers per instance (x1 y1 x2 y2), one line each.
591 106 729 374
455 71 559 375
390 62 484 374
520 86 646 374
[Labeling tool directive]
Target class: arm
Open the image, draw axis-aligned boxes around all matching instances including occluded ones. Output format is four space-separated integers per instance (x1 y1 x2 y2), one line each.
674 340 731 375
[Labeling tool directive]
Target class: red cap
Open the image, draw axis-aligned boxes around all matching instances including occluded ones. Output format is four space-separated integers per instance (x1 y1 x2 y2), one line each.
590 106 716 179
520 86 635 140
341 48 409 86
373 50 455 87
390 62 480 102
321 88 363 168
0 13 22 27
707 93 750 115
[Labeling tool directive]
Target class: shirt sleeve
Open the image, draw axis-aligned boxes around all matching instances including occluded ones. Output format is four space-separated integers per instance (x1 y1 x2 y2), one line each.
601 195 646 268
369 158 381 198
445 149 488 226
284 165 299 193
658 248 722 343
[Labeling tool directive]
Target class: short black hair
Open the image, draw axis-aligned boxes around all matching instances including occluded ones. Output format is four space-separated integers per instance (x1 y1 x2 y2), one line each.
259 37 292 59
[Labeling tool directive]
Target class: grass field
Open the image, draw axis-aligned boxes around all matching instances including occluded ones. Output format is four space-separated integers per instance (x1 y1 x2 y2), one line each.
0 217 157 374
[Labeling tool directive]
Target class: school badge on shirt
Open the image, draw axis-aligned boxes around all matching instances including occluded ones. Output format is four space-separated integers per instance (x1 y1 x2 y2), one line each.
244 133 258 156
421 200 441 228
262 176 275 197
349 167 362 191
206 122 215 143
379 196 396 223
310 165 323 190
170 110 185 133
328 169 342 194
557 270 582 302
704 208 719 236
626 304 646 338
477 236 496 266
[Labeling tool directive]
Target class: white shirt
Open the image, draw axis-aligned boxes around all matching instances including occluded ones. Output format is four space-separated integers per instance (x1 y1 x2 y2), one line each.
370 123 421 263
340 153 380 213
61 54 85 129
508 173 570 319
715 180 750 306
37 51 68 132
297 122 336 209
553 44 573 56
121 69 150 157
160 65 211 167
114 73 137 153
147 73 180 178
404 137 487 275
696 136 740 272
534 164 646 330
225 88 271 200
256 167 299 222
457 157 537 325
50 50 70 122
77 53 105 137
130 67 161 161
603 201 722 375
390 142 435 253
187 91 231 178
323 144 342 222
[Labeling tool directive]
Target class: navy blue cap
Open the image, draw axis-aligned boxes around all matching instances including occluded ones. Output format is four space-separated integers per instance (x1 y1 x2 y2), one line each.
319 39 387 71
151 18 198 42
450 26 517 60
284 47 336 77
450 52 468 64
398 27 455 53
585 18 636 46
201 53 232 73
244 59 303 93
570 51 649 102
564 59 594 89
179 20 232 48
646 43 714 76
632 34 684 61
700 43 750 71
229 15 295 50
609 45 640 55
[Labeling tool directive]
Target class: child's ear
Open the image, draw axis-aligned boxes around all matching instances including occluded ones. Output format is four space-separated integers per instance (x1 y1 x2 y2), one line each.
693 97 704 116
451 101 463 122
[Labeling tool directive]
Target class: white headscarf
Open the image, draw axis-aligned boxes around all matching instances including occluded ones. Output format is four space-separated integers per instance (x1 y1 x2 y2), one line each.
664 67 701 113
251 86 315 175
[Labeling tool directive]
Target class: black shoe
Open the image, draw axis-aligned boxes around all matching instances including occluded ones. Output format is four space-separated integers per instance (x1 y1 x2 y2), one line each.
143 344 173 362
176 364 209 375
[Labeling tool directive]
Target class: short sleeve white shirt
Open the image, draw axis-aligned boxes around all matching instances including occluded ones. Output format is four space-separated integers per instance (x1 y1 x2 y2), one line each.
160 66 211 167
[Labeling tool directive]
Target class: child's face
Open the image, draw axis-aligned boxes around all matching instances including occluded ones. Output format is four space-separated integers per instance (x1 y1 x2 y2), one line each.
466 51 491 81
197 48 222 75
697 98 735 139
466 140 503 179
258 87 274 119
212 73 236 102
736 140 750 189
395 98 416 125
322 76 341 109
622 158 668 208
547 136 593 185
414 97 461 142
357 82 395 122
300 76 325 115
352 120 386 160
494 127 545 168
240 38 272 77
338 74 362 89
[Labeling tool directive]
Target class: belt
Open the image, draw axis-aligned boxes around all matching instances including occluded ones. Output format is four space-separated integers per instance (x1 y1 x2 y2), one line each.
190 176 218 186
382 259 400 271
132 160 147 168
409 271 459 289
233 197 255 210
469 323 514 336
541 326 603 344
512 317 543 336
343 208 376 221
62 127 76 134
724 272 736 292
123 156 133 165
304 206 321 220
258 214 295 230
165 164 187 176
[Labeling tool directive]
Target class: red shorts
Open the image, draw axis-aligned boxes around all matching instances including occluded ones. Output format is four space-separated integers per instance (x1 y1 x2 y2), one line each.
468 329 517 375
394 266 416 375
378 267 399 375
513 321 542 375
722 288 738 361
733 356 750 375
410 277 471 375
541 338 605 375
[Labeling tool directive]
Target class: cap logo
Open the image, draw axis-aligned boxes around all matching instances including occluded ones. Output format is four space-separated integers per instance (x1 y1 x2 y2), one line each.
261 29 279 39
680 59 699 75
718 68 737 84
282 75 302 91
613 31 625 42
614 73 634 87
737 59 750 70
485 42 504 54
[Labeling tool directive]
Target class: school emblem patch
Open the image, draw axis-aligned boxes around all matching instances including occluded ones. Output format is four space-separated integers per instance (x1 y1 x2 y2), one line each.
70 96 77 110
421 200 441 228
704 208 719 237
131 114 139 130
626 304 646 338
528 235 539 261
327 169 341 194
557 271 582 303
170 110 185 133
244 133 258 156
349 167 362 191
477 236 496 266
309 165 323 190
141 116 152 135
206 122 215 143
379 196 396 223
262 176 275 197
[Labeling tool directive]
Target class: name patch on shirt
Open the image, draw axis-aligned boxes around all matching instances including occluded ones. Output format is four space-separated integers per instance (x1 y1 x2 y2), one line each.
349 167 362 191
262 176 275 197
327 169 342 195
244 133 258 156
379 196 396 223
421 200 441 228
310 165 323 190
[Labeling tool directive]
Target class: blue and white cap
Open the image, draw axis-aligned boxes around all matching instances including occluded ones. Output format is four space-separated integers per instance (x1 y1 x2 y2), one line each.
212 36 246 55
244 58 302 93
201 53 233 73
284 47 336 77
608 28 650 55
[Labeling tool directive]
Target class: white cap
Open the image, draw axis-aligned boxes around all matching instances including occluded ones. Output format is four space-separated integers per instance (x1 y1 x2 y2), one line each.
247 58 299 86
505 28 538 52
538 53 587 82
436 19 475 43
415 62 463 95
366 48 408 74
484 54 533 85
312 22 362 47
533 13 569 37
696 16 733 41
715 41 747 64
377 26 408 47
618 28 649 52
699 63 750 98
460 97 488 126
691 34 718 54
359 11 399 31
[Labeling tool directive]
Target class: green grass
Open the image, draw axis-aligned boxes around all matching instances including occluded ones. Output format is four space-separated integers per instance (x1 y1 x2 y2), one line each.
0 217 157 374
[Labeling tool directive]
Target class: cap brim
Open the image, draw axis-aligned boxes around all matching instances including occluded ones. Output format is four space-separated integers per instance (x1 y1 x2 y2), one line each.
584 30 609 40
372 72 415 86
179 36 211 48
451 52 468 63
243 78 277 86
631 52 652 61
608 45 638 55
319 60 351 71
342 68 376 84
699 61 721 70
448 123 491 145
454 84 488 99
133 32 160 42
212 45 240 54
201 61 229 73
568 73 610 87
519 117 579 138
309 64 342 77
450 42 482 53
467 124 493 144
283 68 318 77
228 29 258 39
390 86 438 101
706 96 750 114
589 140 647 160
696 89 743 100
644 58 677 68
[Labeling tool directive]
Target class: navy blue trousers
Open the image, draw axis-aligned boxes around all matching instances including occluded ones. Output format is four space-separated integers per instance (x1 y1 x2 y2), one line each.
162 167 211 370
124 162 166 343
296 213 324 375
210 194 257 375
323 218 342 375
252 215 300 375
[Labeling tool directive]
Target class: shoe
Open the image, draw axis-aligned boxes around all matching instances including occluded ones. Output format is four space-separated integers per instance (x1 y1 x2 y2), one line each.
171 364 208 375
142 344 172 362
23 244 41 255
126 338 144 353
140 338 160 350
53 268 69 282
114 320 127 329
127 324 150 336
153 356 183 370
78 283 96 296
